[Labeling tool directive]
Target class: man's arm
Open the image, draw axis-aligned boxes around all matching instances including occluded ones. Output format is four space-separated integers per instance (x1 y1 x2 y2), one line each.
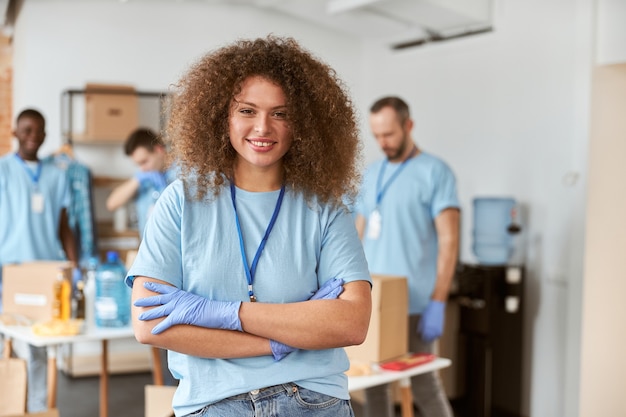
59 208 78 265
431 208 460 301
106 178 141 211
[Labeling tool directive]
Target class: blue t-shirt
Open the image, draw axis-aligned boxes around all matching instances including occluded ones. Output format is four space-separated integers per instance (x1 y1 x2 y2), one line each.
355 152 459 315
0 153 70 309
135 167 178 238
127 179 371 416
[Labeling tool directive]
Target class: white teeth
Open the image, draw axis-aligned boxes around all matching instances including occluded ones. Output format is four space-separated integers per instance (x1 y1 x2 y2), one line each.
250 140 272 147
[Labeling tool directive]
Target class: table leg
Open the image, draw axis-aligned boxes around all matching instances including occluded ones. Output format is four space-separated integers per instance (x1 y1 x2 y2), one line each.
100 340 108 417
399 377 414 417
46 346 58 409
151 347 164 386
2 337 12 358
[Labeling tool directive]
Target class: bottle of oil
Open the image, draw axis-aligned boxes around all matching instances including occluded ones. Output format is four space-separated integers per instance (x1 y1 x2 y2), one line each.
74 279 86 319
60 269 72 320
53 268 71 321
52 269 64 320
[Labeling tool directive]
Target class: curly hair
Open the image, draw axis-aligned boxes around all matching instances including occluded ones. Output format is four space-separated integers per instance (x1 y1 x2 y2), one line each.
167 35 362 206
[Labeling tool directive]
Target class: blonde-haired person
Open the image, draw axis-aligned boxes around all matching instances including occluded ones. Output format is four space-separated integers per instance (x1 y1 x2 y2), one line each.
126 36 372 417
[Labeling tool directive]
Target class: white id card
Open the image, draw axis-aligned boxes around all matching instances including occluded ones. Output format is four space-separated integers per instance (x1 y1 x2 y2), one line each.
31 192 45 213
367 209 382 240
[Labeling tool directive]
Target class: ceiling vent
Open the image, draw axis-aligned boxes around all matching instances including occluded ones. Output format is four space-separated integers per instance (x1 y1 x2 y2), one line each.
254 0 494 49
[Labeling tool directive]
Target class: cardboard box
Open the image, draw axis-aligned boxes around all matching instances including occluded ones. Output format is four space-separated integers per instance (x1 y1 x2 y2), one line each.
145 385 176 417
2 261 73 322
345 275 408 364
0 358 27 416
83 83 138 142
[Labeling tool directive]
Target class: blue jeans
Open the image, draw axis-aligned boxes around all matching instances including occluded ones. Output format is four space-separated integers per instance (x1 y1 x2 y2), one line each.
184 383 354 417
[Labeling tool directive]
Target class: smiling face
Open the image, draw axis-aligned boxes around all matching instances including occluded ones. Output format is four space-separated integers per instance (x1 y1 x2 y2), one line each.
14 115 46 161
229 76 293 188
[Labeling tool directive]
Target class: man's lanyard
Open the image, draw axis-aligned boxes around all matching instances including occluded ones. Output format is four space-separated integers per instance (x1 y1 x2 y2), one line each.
230 182 286 302
14 153 42 187
375 146 418 207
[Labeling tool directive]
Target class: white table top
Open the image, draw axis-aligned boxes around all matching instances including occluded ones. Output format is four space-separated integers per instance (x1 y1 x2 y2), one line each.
0 322 136 347
347 357 451 392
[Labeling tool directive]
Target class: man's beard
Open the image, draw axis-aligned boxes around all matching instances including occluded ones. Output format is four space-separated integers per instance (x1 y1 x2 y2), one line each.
384 133 410 162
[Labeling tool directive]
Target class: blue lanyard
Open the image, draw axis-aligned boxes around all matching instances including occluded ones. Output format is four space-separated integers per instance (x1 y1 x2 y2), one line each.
375 146 418 206
14 153 42 186
230 182 286 302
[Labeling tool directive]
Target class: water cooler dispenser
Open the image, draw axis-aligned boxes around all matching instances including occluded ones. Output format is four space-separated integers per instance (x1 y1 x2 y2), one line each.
452 197 525 417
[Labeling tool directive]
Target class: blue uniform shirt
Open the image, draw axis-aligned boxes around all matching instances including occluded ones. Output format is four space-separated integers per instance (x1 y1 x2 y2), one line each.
355 152 459 315
0 153 70 309
127 179 371 416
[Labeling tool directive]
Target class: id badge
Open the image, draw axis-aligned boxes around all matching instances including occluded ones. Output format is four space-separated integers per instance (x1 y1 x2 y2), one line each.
367 209 382 240
31 192 45 213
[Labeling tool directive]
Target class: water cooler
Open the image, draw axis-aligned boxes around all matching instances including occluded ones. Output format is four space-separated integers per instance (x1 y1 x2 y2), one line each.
451 197 525 417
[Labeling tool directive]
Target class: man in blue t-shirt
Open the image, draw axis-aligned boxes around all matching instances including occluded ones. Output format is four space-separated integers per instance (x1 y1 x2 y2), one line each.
106 128 176 238
355 97 460 417
0 108 78 412
105 127 177 385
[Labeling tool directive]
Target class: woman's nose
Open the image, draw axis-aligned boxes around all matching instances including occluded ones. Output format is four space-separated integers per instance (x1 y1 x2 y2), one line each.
254 115 271 134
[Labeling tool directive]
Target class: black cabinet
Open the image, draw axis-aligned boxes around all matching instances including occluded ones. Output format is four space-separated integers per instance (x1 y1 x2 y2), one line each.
454 263 524 417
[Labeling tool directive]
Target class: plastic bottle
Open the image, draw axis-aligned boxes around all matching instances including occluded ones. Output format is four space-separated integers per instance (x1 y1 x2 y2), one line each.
83 256 98 329
95 251 130 328
74 279 85 320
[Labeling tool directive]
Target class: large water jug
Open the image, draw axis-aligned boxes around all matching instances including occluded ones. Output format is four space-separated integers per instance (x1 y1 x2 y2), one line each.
472 197 517 265
95 251 130 327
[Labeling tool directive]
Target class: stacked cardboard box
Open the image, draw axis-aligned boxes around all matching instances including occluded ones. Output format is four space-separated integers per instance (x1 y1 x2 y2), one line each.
345 274 408 365
2 261 73 322
78 83 139 143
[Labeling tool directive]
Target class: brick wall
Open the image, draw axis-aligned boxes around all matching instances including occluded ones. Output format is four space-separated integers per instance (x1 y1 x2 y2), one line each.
0 35 13 156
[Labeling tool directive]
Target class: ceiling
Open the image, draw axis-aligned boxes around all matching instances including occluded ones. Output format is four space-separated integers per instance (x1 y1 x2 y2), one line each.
239 0 494 49
1 0 494 48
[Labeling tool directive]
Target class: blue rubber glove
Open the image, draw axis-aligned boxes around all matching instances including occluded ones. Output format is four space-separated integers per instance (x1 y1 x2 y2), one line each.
269 278 345 361
72 267 83 286
417 300 446 343
135 282 242 334
135 171 167 190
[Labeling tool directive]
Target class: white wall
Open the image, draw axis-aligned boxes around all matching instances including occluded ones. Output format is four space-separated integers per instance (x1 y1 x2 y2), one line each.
358 1 593 416
11 0 616 416
11 0 363 177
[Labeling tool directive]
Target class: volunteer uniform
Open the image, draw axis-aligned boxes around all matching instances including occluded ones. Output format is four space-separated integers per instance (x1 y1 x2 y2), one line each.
355 151 459 417
127 179 371 417
135 167 178 237
0 153 71 412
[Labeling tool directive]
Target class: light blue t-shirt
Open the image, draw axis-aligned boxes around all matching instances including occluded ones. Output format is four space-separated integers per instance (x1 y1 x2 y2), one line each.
127 179 371 416
135 167 178 238
0 153 70 309
355 152 459 315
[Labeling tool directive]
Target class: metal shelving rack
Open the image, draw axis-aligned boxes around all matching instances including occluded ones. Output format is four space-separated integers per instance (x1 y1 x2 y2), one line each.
61 88 169 145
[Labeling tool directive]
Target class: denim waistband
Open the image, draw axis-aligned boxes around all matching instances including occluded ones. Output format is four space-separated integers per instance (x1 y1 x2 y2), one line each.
225 383 297 402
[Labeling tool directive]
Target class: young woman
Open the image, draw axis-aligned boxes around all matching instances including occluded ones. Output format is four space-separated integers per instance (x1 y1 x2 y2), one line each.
127 36 371 417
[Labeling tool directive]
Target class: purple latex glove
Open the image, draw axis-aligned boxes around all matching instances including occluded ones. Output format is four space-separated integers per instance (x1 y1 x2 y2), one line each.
135 282 242 334
135 171 167 190
270 278 345 361
417 300 446 343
